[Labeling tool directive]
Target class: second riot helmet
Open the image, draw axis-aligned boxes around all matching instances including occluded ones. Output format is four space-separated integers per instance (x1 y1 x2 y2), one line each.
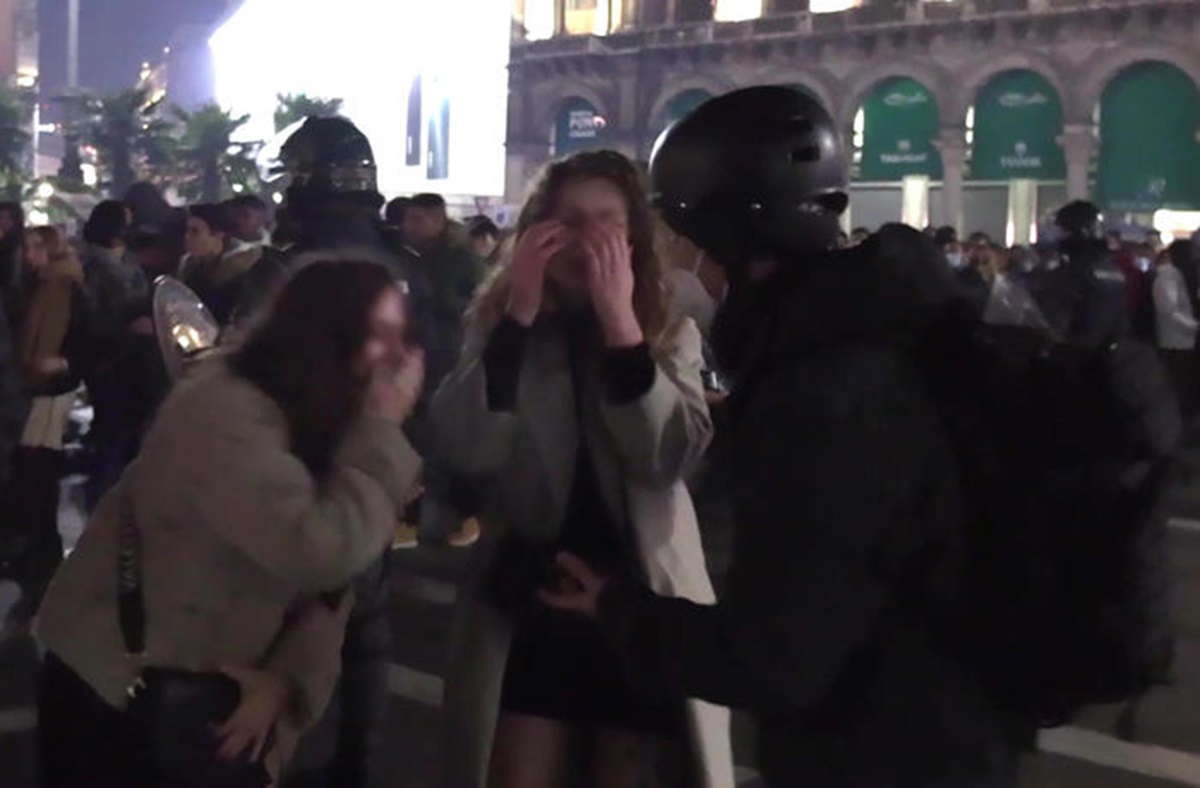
1055 200 1103 242
650 86 849 267
272 116 383 212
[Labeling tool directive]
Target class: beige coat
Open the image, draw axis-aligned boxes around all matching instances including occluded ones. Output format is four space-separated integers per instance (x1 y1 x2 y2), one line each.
37 359 422 777
430 314 735 788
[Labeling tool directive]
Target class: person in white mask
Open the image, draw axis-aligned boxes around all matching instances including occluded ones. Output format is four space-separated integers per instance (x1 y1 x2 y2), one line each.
1153 241 1199 422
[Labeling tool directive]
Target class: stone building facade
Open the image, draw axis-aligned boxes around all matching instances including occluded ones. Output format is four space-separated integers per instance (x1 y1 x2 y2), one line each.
506 0 1200 239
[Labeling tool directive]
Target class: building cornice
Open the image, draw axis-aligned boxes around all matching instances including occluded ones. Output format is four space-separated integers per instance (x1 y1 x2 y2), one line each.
511 0 1196 74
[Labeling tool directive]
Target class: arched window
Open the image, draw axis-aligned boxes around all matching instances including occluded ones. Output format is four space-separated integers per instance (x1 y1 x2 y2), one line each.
1098 61 1200 212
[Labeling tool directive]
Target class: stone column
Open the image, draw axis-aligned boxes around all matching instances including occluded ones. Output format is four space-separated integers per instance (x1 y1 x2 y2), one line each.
936 128 967 234
1007 178 1038 246
901 175 931 229
1059 124 1095 203
554 0 566 35
666 0 680 25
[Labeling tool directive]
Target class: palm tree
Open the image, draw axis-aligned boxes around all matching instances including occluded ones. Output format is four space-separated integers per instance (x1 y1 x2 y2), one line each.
0 90 31 199
82 88 175 197
172 104 255 203
274 93 343 132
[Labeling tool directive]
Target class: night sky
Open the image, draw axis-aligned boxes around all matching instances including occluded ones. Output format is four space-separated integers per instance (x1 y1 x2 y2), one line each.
39 0 229 95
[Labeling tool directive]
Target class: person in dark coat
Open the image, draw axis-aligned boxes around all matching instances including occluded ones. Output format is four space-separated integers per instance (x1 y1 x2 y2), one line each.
0 295 28 513
0 201 25 332
541 86 1027 788
78 200 158 511
1038 201 1127 346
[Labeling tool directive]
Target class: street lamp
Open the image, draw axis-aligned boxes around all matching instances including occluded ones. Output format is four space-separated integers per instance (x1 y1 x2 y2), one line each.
58 0 84 186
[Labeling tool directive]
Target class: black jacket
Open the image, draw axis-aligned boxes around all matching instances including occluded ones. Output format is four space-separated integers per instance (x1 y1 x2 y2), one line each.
599 226 1023 787
416 235 487 390
1038 239 1127 346
0 298 27 491
231 214 434 364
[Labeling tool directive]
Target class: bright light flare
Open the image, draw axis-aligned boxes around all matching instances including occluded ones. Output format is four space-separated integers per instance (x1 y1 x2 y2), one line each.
811 0 862 12
1154 210 1200 243
210 0 510 198
714 0 763 22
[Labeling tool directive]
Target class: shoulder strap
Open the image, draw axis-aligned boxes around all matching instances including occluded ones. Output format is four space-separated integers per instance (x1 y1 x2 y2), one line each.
117 490 147 656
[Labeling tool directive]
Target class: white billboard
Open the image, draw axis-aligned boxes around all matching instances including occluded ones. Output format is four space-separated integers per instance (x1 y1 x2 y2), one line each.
210 0 511 198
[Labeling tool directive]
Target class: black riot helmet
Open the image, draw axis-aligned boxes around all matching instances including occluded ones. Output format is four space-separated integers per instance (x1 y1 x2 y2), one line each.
650 86 849 268
1055 200 1103 242
275 116 384 214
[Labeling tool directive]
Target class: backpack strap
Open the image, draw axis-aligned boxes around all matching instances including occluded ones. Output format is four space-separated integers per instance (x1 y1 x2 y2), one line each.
117 489 147 657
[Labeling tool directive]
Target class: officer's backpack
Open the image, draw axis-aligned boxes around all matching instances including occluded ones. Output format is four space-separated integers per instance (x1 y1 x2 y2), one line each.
917 319 1180 730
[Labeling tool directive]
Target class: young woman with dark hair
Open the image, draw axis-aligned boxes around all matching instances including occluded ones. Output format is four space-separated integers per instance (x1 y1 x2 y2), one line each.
36 259 424 787
182 204 263 326
433 151 734 788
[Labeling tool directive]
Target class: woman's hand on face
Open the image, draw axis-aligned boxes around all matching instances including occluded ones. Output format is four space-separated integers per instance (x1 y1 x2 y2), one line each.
365 347 425 425
584 225 643 347
506 221 568 327
214 666 290 764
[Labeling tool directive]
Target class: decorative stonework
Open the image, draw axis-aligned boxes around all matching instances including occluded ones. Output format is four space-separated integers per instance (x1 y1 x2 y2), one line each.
509 0 1200 164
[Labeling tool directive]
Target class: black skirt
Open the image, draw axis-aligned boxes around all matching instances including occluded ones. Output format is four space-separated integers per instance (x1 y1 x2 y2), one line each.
500 606 683 734
499 332 682 734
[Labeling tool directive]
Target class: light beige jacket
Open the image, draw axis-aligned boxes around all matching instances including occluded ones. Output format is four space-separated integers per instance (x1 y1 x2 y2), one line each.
430 314 736 788
37 359 422 776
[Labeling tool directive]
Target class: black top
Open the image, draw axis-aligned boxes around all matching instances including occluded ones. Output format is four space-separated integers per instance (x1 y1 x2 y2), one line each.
483 315 655 573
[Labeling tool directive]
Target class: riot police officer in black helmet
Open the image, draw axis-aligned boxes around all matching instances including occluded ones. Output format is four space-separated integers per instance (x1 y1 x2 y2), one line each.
234 116 433 338
541 86 1023 787
235 116 428 788
1037 199 1127 345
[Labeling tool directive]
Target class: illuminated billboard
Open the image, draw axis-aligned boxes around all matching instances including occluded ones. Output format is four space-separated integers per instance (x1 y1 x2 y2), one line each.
210 0 510 198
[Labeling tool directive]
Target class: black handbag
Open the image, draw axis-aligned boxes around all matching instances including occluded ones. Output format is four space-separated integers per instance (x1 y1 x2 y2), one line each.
117 495 272 788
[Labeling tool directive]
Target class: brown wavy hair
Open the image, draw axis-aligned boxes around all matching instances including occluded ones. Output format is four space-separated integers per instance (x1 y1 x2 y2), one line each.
468 150 669 344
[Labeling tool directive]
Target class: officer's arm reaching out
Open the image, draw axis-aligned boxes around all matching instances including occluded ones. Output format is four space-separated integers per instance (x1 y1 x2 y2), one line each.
544 348 932 712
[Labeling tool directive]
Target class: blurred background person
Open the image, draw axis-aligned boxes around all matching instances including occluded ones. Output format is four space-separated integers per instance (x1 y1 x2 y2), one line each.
181 203 260 327
1153 241 1199 424
78 200 154 511
1 227 93 625
383 196 412 234
224 194 272 252
467 216 502 266
0 202 25 332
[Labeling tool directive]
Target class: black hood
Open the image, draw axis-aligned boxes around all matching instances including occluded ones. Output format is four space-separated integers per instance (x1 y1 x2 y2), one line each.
713 224 964 377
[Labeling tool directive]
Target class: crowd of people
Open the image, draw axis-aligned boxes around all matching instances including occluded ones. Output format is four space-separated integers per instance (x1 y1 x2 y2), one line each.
0 89 1189 788
910 216 1200 420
